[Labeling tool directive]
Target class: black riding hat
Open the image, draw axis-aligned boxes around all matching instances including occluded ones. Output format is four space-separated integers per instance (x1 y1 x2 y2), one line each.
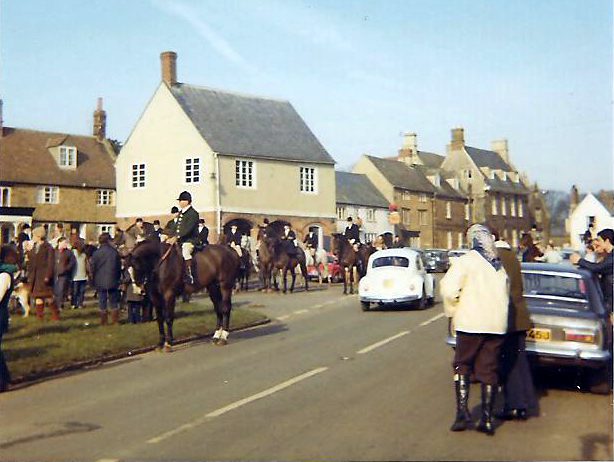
177 191 192 202
171 206 179 213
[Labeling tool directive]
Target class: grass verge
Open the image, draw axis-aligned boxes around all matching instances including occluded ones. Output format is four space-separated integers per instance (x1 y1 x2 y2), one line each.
4 298 268 382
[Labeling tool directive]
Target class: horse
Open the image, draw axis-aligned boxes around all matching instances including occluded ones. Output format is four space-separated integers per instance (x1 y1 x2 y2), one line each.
113 221 158 253
127 240 240 350
235 235 253 292
258 230 309 293
256 227 275 292
520 232 543 262
332 233 361 295
303 244 329 284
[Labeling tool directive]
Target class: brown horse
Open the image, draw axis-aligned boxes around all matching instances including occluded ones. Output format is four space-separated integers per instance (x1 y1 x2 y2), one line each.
127 240 240 350
332 233 361 295
114 221 158 252
258 230 308 293
520 233 543 262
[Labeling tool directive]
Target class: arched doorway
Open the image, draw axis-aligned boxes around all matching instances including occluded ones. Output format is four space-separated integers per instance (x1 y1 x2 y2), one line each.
222 218 253 237
303 223 324 250
267 219 292 237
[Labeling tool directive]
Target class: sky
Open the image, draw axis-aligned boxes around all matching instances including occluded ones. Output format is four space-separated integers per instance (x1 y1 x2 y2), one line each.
1 0 612 192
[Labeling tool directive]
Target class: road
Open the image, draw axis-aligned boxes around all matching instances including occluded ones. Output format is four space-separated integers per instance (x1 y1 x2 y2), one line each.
1 280 612 461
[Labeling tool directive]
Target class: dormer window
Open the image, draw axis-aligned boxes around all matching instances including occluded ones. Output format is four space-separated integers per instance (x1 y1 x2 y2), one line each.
490 170 496 180
59 146 76 168
502 171 507 181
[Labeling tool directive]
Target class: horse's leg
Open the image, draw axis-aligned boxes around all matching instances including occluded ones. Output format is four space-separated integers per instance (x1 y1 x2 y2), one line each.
343 267 349 294
301 261 309 292
217 285 233 346
350 265 357 294
164 293 175 352
282 268 288 294
155 303 165 351
289 264 297 293
208 283 223 344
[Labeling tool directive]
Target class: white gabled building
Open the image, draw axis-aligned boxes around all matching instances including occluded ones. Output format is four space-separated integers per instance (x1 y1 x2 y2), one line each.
567 190 614 250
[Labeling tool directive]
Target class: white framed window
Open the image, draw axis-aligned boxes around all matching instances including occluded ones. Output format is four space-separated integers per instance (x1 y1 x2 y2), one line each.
364 232 377 243
512 229 518 248
447 231 453 249
96 224 115 237
465 203 470 220
510 198 516 216
300 166 317 193
464 169 472 180
0 187 10 206
235 159 255 188
402 208 410 225
402 190 411 201
131 164 146 188
419 210 428 226
366 208 375 222
38 186 59 204
59 146 76 167
458 232 463 247
502 172 507 181
419 193 427 202
518 199 524 217
97 189 114 206
336 206 346 220
501 197 507 216
446 202 452 219
185 158 201 184
492 196 498 215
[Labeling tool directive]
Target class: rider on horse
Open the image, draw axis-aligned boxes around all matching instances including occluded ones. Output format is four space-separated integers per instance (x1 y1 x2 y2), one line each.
281 224 298 256
165 191 199 285
226 225 243 257
344 217 361 252
303 229 318 257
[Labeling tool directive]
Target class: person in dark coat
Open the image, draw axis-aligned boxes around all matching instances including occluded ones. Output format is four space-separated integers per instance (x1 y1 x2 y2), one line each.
492 226 538 420
163 206 180 238
281 224 297 255
121 263 145 324
0 245 19 392
344 217 361 249
90 232 122 325
27 226 58 321
198 219 209 246
54 237 76 310
303 229 318 257
166 191 199 285
226 224 243 256
152 220 162 239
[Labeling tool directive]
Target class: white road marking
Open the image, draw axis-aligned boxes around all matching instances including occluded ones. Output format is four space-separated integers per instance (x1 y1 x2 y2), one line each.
96 459 118 462
312 303 323 309
356 331 410 355
277 315 290 321
147 367 328 444
294 309 309 315
419 312 445 327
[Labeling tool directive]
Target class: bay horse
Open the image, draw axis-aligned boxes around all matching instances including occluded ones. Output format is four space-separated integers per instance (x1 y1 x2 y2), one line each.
332 233 360 295
127 240 240 350
258 229 309 293
114 221 158 252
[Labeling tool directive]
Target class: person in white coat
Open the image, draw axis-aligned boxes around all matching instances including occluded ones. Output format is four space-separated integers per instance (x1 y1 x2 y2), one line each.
441 223 509 436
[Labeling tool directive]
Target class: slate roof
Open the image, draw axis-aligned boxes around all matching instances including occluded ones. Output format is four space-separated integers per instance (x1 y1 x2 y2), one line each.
0 127 116 188
465 146 512 171
413 165 466 200
169 84 335 164
365 156 435 194
416 151 445 169
335 171 389 208
484 177 530 195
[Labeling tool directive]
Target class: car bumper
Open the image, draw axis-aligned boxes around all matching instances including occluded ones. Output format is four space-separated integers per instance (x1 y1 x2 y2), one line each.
360 294 420 304
445 336 611 368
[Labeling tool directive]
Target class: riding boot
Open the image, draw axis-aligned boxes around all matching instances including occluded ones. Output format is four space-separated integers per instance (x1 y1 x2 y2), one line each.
184 260 194 285
476 383 496 436
111 308 119 324
49 301 60 321
450 375 472 431
100 310 108 326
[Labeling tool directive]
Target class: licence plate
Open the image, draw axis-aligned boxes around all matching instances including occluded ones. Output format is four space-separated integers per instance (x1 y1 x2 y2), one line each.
526 328 551 341
383 279 393 289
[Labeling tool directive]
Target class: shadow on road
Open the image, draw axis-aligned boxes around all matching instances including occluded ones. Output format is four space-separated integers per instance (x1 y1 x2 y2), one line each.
0 422 101 449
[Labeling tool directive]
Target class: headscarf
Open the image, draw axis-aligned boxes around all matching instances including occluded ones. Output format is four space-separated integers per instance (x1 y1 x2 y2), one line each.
467 224 502 271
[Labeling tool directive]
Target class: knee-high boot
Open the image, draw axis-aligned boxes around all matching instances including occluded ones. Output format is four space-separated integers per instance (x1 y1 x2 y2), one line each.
49 301 60 321
184 260 194 285
450 374 472 431
476 383 496 436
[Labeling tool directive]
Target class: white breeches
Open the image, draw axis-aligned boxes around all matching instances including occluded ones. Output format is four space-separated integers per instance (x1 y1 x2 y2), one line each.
230 242 243 257
182 242 194 260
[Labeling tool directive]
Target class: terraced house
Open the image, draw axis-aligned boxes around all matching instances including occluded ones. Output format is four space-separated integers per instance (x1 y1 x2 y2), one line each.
116 52 336 247
0 99 117 244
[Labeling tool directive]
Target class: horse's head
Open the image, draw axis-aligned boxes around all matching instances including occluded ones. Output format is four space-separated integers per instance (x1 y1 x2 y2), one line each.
520 232 533 249
331 233 346 256
126 240 161 287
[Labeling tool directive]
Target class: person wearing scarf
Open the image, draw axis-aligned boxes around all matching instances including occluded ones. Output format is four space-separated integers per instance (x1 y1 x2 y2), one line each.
441 224 509 435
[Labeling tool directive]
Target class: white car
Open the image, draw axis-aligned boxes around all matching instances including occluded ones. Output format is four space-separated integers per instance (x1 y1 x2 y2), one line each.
358 248 435 311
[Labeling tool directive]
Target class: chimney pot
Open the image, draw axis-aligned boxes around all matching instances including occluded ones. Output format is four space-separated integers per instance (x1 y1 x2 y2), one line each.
451 127 465 149
93 98 106 141
161 51 178 86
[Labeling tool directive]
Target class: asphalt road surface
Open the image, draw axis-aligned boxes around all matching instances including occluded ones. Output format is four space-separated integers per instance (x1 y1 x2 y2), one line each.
1 280 612 461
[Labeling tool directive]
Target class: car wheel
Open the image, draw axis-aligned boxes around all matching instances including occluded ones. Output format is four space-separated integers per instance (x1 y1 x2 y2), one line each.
414 285 426 310
361 301 370 312
587 365 612 395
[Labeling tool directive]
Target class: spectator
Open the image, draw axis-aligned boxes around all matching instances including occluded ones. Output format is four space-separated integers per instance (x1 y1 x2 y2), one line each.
122 264 144 324
70 240 88 309
441 223 509 436
27 227 57 321
542 242 562 264
90 232 122 325
49 222 65 248
491 226 538 421
54 237 76 310
69 227 82 249
0 245 19 392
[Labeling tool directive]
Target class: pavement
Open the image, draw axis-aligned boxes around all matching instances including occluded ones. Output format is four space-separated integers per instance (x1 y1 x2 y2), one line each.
0 279 612 461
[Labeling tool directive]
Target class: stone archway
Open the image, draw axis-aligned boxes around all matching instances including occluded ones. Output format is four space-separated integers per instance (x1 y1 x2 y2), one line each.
268 219 292 237
301 223 324 250
222 218 254 237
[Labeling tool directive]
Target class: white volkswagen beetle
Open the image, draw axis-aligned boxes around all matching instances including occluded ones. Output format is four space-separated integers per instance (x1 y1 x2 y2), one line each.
358 248 435 311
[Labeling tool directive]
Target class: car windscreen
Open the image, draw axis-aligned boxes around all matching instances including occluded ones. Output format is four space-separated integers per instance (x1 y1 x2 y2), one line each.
372 256 410 268
522 272 589 303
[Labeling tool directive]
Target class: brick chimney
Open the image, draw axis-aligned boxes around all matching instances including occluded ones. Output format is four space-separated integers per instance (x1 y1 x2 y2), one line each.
93 97 106 141
161 51 177 86
450 127 465 150
491 139 509 164
398 132 418 164
570 185 580 214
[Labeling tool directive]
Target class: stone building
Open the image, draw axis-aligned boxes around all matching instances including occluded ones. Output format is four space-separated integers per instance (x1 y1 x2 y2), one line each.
0 98 117 243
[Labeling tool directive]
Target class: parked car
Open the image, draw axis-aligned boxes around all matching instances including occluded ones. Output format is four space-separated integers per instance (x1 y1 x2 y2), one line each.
306 252 343 282
424 249 450 272
358 248 435 311
558 249 576 265
446 263 612 393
